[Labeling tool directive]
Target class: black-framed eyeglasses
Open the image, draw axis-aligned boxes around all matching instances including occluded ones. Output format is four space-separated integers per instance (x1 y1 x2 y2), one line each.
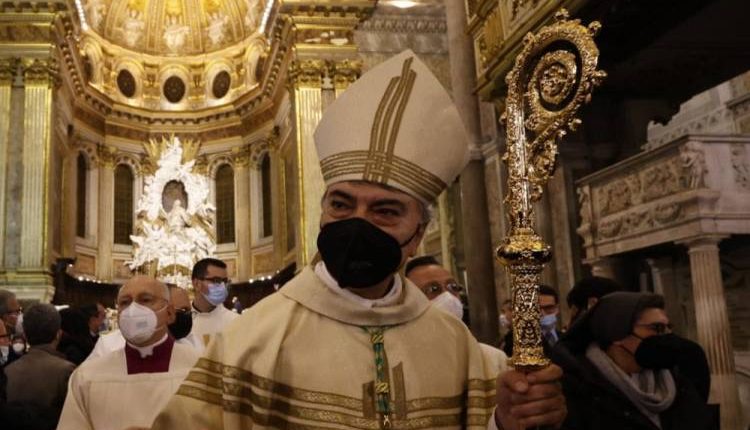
423 282 464 296
200 277 230 284
636 322 673 335
6 308 22 316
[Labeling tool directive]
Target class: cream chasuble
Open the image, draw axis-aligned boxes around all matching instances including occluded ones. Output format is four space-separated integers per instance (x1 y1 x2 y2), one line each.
57 342 199 430
151 266 497 429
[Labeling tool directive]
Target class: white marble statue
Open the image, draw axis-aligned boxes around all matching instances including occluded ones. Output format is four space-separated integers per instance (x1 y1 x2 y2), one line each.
128 137 216 288
166 200 191 233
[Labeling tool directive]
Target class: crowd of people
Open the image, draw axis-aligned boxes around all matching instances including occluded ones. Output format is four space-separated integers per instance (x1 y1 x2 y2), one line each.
0 50 724 429
0 258 241 429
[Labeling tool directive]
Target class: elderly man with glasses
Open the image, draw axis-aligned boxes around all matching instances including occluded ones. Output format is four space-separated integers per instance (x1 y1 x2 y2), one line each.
58 276 199 430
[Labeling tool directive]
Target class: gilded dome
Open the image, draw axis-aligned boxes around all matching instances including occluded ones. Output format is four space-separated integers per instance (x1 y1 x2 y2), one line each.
79 0 267 56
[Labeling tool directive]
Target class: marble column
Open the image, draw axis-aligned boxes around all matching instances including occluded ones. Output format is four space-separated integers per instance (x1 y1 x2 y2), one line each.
547 165 579 317
0 59 15 268
233 146 252 281
61 146 78 258
96 147 116 281
681 235 743 430
445 0 499 344
18 58 56 300
289 60 326 267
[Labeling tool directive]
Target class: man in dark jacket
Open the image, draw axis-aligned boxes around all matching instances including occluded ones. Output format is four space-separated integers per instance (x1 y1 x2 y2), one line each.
4 303 75 429
551 291 715 430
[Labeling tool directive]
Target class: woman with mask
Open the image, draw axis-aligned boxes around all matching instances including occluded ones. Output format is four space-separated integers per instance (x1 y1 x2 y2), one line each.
550 291 715 430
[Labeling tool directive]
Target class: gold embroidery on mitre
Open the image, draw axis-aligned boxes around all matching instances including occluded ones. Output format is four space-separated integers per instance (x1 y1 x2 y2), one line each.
320 151 445 202
321 56 445 201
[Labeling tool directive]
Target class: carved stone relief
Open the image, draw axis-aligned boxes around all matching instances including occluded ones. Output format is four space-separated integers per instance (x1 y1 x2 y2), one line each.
731 143 750 190
679 141 707 189
597 203 685 240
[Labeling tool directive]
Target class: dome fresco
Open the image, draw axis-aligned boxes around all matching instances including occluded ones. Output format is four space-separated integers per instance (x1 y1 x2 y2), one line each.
81 0 266 56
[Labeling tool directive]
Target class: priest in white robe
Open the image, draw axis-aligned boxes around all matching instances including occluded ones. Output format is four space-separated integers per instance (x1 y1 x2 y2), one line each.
57 276 199 430
149 50 566 430
87 284 203 360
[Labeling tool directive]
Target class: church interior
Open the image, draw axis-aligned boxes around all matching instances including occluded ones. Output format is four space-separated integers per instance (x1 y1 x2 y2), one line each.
0 0 748 427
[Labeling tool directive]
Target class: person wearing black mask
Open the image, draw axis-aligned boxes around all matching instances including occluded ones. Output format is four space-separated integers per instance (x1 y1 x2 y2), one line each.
149 51 567 430
551 291 715 430
165 284 201 350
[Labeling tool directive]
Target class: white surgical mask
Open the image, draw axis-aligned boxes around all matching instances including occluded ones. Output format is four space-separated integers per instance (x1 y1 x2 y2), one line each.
500 314 511 329
432 292 464 320
0 345 8 361
12 342 25 355
540 313 558 332
14 313 24 337
118 302 164 344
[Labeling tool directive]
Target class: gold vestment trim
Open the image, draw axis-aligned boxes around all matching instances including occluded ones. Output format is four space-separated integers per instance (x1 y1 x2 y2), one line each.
178 358 493 428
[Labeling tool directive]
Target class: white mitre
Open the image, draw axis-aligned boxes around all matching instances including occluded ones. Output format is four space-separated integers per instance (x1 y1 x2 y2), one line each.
314 50 470 204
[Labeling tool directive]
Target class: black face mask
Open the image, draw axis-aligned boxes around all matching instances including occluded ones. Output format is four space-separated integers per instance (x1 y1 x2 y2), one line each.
634 333 682 369
168 309 193 340
317 218 417 289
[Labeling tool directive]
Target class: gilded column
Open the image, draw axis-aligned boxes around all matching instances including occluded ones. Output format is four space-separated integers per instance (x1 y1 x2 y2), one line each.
19 59 57 299
96 146 116 281
233 146 252 281
445 0 499 344
288 60 326 266
0 59 16 267
681 235 743 430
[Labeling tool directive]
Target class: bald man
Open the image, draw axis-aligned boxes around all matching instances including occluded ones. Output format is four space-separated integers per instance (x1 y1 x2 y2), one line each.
58 276 200 430
88 284 203 361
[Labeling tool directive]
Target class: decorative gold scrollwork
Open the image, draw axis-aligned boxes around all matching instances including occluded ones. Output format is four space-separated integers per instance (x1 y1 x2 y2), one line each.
498 9 605 370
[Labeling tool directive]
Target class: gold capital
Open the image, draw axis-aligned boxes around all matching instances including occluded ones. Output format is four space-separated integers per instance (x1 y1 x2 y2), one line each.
97 145 118 169
232 145 252 168
22 58 59 86
0 58 19 86
288 59 327 88
331 59 362 90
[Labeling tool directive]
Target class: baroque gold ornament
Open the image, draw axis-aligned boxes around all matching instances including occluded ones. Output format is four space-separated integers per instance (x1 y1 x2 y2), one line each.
498 9 605 370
